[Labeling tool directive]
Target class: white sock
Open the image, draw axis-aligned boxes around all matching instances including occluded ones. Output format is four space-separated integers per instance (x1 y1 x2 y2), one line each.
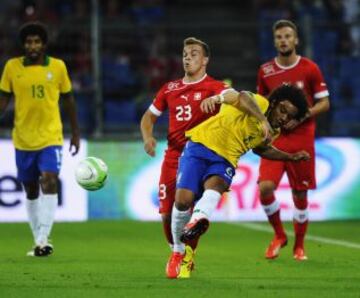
171 206 191 253
36 194 58 246
261 200 280 216
25 198 40 243
190 189 221 222
293 207 309 223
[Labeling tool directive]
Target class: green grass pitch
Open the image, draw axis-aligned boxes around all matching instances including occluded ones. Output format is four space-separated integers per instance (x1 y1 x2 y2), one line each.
1 220 360 298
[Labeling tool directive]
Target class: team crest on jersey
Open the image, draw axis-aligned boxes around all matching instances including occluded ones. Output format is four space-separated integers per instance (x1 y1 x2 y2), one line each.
46 71 53 81
263 64 275 75
194 92 202 101
167 82 180 91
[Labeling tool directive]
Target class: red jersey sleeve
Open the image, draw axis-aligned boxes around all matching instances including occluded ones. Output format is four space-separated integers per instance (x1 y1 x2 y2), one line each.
256 67 269 96
214 80 230 94
308 62 329 100
149 83 168 116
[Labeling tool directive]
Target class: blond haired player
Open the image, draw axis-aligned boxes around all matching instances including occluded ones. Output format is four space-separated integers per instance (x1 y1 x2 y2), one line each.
140 37 231 278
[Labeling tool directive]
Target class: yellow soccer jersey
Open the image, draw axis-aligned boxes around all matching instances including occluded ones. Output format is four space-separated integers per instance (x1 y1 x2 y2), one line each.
186 93 279 167
0 56 72 150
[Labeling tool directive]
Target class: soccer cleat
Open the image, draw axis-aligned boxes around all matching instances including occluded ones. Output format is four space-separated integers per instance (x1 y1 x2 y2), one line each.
265 236 288 259
166 252 184 279
293 247 308 261
180 218 210 243
27 244 54 257
178 245 195 279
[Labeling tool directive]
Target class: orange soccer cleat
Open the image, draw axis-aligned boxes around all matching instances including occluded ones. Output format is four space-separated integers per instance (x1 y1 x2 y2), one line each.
166 252 184 279
265 236 288 259
293 247 308 261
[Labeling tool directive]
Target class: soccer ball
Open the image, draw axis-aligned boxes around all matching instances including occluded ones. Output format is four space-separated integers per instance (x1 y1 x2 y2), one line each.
75 157 108 191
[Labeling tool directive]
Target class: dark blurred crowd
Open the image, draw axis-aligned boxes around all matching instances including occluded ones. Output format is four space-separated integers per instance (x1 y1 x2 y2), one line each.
0 0 359 135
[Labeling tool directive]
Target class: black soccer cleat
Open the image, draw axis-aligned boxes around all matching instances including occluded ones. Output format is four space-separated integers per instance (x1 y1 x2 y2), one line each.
180 218 210 243
34 244 54 257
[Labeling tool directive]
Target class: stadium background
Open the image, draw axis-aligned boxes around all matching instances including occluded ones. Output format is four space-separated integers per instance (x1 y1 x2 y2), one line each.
0 0 360 222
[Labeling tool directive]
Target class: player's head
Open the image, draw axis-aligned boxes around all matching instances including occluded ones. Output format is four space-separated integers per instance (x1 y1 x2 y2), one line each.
272 19 298 57
183 37 210 76
266 84 308 129
19 22 48 62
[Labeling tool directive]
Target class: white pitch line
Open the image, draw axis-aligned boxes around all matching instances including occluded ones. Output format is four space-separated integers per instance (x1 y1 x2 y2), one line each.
232 222 360 250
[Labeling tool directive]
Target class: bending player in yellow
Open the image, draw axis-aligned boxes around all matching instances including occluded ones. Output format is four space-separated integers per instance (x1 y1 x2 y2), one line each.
167 84 310 278
0 22 80 256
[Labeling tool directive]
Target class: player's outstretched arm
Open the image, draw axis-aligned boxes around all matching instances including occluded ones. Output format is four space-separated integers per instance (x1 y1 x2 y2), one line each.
253 145 310 161
0 94 11 118
200 90 273 143
140 109 158 157
62 93 80 155
236 92 273 143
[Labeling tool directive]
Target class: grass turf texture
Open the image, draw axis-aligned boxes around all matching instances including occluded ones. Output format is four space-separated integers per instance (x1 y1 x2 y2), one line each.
1 221 360 298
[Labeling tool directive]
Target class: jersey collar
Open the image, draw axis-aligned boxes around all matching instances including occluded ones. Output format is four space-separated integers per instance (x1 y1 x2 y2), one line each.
23 55 50 67
182 73 207 85
274 55 301 70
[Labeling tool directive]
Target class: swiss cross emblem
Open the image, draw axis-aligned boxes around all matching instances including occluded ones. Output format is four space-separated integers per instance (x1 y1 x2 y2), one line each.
194 92 202 101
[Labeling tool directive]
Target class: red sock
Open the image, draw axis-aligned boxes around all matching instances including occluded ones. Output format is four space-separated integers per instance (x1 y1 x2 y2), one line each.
262 195 286 239
269 210 286 239
293 195 308 249
293 220 308 249
162 220 173 246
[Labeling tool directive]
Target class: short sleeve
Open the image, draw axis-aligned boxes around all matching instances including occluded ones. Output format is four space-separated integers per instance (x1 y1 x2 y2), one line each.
309 63 329 99
59 60 72 94
0 61 13 94
149 83 168 116
256 68 268 96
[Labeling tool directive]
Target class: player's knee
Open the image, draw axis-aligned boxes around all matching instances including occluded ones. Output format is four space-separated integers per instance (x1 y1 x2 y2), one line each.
40 175 58 193
175 188 194 210
259 181 276 199
175 200 191 211
292 189 307 200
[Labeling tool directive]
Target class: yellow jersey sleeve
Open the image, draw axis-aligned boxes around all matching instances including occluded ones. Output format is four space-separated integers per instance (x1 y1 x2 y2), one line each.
0 60 13 94
59 60 72 94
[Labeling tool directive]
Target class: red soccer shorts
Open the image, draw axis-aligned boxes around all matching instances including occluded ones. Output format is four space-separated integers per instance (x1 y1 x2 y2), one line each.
158 158 179 214
258 145 316 191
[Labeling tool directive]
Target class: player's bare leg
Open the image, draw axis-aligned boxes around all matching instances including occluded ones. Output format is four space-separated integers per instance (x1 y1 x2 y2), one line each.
260 181 287 259
292 190 308 261
161 213 174 249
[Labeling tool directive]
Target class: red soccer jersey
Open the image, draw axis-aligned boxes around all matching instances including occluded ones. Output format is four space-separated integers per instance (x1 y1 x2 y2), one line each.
257 56 329 140
150 74 229 160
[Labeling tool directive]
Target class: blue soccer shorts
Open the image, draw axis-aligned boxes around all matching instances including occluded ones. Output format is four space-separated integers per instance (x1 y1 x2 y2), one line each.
176 141 235 198
15 146 63 182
